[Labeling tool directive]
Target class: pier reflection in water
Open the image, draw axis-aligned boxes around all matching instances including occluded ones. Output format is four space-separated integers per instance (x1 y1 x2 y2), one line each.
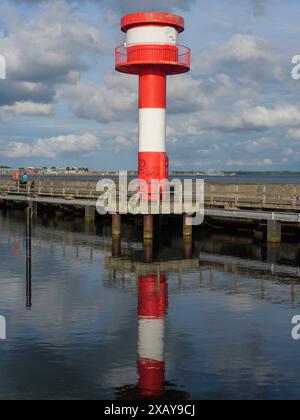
1 208 300 399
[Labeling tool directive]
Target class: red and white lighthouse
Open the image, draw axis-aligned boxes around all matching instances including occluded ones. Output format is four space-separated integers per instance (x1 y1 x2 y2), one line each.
115 12 190 198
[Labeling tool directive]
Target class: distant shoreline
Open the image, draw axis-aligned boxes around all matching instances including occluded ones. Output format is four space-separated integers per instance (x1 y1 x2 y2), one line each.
2 171 300 177
0 169 300 178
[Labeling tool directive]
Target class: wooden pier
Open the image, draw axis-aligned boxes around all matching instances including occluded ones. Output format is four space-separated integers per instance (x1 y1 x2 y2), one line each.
1 179 300 247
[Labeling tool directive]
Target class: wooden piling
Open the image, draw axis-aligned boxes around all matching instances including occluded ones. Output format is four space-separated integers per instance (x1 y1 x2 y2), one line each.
144 215 154 241
29 201 38 216
85 206 95 223
183 214 193 237
183 235 193 259
112 213 121 237
267 220 281 244
144 239 153 263
112 235 121 257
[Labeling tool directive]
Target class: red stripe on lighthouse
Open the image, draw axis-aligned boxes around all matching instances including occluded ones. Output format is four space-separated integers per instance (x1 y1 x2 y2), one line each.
139 71 166 109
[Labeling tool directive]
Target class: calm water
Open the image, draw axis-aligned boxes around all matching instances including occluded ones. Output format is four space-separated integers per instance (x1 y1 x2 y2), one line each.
1 209 300 400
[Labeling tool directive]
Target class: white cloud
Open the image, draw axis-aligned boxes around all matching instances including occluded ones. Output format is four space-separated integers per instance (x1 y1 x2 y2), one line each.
168 73 241 114
226 159 252 167
287 128 300 140
60 74 137 123
282 147 294 157
1 101 53 116
106 0 196 13
182 105 300 133
244 137 276 153
226 158 273 167
114 135 132 147
12 0 196 13
61 71 249 123
241 106 300 128
0 133 101 158
196 34 273 68
112 134 135 152
194 34 284 82
263 158 273 165
0 1 103 106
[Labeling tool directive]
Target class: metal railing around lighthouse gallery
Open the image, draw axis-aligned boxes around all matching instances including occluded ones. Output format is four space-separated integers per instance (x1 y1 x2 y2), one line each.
115 44 191 74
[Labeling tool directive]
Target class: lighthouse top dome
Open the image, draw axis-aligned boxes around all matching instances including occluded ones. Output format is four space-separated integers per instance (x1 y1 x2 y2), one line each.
121 12 185 33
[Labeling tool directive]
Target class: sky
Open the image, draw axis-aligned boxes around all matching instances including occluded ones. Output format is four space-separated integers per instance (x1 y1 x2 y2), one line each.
0 0 300 171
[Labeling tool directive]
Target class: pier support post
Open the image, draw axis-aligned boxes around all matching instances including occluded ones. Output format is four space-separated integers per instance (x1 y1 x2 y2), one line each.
183 214 193 237
183 235 193 259
85 206 95 223
144 215 154 241
29 201 38 216
267 243 281 264
112 214 122 257
26 207 32 309
183 215 193 259
112 235 121 257
267 220 281 244
112 213 121 237
144 239 153 263
26 207 32 258
144 215 154 263
254 226 264 241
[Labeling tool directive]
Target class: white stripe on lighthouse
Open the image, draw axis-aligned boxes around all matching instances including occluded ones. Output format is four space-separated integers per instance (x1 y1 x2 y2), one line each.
138 319 165 362
127 26 178 46
139 108 166 152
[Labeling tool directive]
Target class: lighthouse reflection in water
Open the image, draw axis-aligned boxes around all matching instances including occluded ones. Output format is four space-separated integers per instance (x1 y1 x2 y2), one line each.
117 273 187 400
138 275 167 398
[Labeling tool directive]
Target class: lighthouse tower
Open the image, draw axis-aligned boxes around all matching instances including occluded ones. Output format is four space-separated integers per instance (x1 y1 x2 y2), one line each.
115 12 190 198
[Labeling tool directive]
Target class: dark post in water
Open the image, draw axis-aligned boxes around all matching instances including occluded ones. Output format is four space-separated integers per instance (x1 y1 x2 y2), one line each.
26 207 32 309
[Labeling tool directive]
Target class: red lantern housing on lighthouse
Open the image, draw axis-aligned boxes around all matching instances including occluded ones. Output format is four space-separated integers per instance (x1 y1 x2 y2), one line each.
115 12 191 199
